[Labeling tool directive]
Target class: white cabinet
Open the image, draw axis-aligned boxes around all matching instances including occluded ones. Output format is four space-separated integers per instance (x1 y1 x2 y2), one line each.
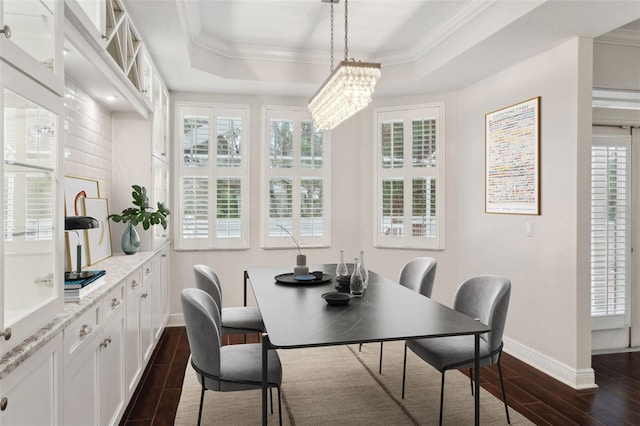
124 268 142 397
0 334 63 426
153 249 169 341
0 62 63 357
0 0 64 94
63 283 126 426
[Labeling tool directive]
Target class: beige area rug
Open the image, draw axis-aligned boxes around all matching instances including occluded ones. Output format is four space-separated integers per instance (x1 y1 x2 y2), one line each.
175 341 533 425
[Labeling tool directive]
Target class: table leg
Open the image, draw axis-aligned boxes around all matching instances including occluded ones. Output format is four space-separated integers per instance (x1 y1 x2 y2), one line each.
243 270 248 307
262 333 269 426
474 333 480 426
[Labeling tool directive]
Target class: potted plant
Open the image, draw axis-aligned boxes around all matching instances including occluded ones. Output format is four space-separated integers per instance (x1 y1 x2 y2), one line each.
109 185 170 254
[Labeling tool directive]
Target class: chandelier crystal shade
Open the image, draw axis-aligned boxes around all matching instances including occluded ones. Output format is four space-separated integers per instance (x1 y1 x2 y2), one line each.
309 60 381 130
308 0 381 130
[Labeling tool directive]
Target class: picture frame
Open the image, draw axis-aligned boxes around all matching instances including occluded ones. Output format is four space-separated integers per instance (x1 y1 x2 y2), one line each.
82 197 112 265
64 176 100 271
485 97 540 215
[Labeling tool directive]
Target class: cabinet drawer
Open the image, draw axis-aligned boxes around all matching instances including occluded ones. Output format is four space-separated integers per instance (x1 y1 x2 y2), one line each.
103 281 125 322
63 304 100 366
126 268 143 298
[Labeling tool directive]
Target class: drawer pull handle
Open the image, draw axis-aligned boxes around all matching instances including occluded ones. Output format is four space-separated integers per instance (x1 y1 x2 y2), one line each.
146 268 151 275
142 292 148 299
1 25 11 39
131 280 138 288
0 328 11 341
100 337 112 348
111 298 121 308
79 324 92 337
0 397 7 411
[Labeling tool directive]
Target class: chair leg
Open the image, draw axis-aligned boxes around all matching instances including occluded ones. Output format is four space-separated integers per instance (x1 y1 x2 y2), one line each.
197 383 206 426
277 386 283 426
439 370 446 426
379 341 384 374
401 343 408 399
359 343 363 352
469 368 474 395
269 387 273 414
497 358 511 424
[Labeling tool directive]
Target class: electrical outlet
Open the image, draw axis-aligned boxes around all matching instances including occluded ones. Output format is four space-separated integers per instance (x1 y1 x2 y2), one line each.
526 221 533 237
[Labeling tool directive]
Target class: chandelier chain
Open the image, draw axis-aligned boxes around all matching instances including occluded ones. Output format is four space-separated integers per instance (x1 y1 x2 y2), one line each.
344 0 348 60
330 2 334 72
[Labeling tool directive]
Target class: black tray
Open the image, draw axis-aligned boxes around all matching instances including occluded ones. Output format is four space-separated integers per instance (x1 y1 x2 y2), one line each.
275 272 332 285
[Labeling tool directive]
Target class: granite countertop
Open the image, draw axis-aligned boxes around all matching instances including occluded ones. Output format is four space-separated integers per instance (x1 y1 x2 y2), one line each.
0 247 166 379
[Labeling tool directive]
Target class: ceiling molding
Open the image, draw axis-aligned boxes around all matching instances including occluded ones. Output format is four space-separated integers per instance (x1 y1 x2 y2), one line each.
595 28 640 47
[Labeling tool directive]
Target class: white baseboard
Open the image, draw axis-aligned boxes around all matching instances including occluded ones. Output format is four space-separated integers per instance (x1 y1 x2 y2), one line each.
503 337 597 390
167 313 185 327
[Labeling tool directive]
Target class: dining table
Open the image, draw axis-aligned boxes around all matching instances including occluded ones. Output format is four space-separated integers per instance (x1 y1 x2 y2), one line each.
244 263 491 426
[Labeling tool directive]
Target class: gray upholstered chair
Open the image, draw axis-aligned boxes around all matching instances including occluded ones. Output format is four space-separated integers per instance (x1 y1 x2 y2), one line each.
181 288 282 426
401 274 511 425
372 257 437 373
194 264 264 335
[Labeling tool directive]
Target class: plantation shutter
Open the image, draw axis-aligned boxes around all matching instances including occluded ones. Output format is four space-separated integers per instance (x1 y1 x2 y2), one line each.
591 128 631 330
176 104 249 250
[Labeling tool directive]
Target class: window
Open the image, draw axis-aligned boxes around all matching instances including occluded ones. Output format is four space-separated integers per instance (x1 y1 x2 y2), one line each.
262 107 331 248
175 103 249 250
591 128 631 329
374 104 444 249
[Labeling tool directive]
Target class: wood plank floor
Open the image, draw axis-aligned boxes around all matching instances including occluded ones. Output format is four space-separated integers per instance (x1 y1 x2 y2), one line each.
119 326 639 425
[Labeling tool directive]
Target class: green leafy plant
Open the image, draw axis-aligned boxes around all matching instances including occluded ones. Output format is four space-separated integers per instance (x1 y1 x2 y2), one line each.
108 185 170 230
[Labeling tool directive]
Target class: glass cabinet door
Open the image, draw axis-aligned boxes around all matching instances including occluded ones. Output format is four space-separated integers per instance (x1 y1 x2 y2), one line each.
1 63 62 355
152 156 169 248
0 0 64 94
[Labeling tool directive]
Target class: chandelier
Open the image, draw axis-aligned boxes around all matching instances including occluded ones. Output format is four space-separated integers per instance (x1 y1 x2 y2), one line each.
308 0 381 131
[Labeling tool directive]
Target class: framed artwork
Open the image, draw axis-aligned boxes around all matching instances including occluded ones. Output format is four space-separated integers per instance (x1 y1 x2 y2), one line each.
64 176 100 271
485 97 540 215
83 197 112 265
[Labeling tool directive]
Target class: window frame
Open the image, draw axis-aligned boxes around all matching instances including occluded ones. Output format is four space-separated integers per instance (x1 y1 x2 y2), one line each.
261 106 331 250
373 103 445 250
174 102 250 251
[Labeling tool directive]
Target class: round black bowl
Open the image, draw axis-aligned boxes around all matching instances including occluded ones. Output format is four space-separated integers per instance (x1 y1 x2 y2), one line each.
322 292 353 306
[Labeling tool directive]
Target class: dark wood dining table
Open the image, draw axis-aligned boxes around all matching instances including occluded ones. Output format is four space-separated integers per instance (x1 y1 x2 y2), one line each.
245 264 490 426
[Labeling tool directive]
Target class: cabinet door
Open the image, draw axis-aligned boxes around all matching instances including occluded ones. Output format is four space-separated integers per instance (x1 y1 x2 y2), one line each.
0 62 63 356
100 309 125 426
0 0 64 94
0 334 62 426
140 283 153 363
152 156 170 248
124 278 142 397
63 332 100 426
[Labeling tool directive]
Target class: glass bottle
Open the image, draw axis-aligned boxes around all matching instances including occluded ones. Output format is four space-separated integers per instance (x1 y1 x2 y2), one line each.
350 258 364 297
359 250 369 288
336 250 348 277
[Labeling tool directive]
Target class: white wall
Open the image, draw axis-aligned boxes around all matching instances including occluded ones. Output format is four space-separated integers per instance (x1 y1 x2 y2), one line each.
452 37 594 388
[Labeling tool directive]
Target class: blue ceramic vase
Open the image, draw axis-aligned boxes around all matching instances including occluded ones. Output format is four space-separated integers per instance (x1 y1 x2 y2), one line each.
121 221 140 255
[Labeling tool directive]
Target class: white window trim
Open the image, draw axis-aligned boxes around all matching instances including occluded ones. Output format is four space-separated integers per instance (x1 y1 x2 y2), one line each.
261 105 332 249
174 102 250 250
373 102 445 250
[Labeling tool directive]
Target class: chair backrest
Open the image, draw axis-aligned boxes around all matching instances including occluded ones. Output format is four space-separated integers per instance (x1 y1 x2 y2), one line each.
181 287 222 378
398 257 437 298
193 264 223 311
453 275 511 355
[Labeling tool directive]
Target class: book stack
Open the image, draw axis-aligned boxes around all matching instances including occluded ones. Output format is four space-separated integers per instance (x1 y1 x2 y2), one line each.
64 270 107 302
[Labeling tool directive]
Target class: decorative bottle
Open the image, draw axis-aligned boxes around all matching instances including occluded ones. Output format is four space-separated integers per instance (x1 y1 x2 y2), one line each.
359 250 369 288
336 250 348 277
350 258 364 297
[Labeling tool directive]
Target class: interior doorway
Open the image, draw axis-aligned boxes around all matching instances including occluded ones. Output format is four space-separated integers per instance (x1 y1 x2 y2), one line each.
591 126 640 352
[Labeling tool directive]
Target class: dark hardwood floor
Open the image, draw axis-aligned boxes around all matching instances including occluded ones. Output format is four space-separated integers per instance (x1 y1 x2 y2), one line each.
120 326 640 425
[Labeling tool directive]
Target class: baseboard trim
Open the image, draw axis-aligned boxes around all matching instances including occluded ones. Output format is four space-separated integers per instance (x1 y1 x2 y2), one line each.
504 337 597 390
167 313 185 327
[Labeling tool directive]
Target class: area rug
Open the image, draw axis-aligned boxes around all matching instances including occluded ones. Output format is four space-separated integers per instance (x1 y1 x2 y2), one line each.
175 341 533 425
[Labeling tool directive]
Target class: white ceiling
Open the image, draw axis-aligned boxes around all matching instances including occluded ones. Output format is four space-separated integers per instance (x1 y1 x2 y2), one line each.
82 0 640 106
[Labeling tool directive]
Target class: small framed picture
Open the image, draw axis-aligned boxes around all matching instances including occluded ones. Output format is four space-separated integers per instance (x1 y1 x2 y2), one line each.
82 197 112 265
64 176 100 271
